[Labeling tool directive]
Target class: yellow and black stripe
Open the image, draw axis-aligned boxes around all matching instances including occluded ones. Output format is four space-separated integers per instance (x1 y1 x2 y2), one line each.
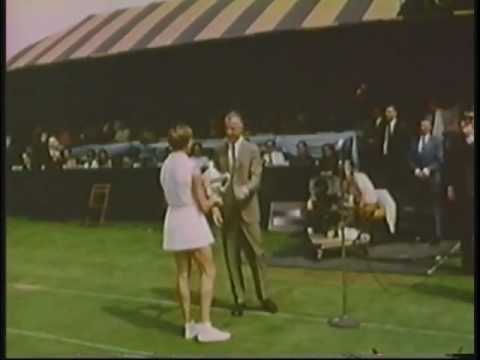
7 0 473 71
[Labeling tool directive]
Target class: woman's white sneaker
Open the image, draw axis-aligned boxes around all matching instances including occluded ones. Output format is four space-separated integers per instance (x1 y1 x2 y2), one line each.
184 322 198 340
197 323 231 343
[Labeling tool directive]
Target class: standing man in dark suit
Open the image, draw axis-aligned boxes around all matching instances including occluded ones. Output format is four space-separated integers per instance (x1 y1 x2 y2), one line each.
445 111 474 274
215 111 278 316
377 105 409 233
409 118 444 244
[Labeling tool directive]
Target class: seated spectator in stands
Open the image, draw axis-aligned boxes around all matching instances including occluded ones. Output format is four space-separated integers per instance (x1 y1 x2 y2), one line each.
94 148 113 169
58 129 73 148
21 147 33 171
48 134 64 169
129 147 143 168
262 140 289 167
139 128 157 144
290 140 315 166
114 122 131 143
82 149 98 169
100 122 115 143
121 155 134 169
318 144 338 175
32 131 51 170
61 148 78 169
190 142 210 172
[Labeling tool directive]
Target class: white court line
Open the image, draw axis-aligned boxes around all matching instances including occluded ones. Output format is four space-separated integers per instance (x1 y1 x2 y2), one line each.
9 283 474 340
7 328 155 358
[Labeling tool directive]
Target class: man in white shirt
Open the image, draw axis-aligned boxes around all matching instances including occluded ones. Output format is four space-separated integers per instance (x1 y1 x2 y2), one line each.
262 140 288 167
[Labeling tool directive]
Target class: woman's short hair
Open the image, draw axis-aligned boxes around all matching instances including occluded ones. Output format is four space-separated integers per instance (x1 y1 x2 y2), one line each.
168 124 193 151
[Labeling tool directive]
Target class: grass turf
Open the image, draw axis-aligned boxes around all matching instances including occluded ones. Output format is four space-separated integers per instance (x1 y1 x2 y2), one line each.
6 217 474 357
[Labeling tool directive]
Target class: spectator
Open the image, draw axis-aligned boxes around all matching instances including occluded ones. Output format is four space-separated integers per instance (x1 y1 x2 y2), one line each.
409 118 444 244
58 128 73 148
21 147 33 171
425 98 460 141
318 144 338 175
32 131 51 170
445 110 474 274
121 155 134 169
114 122 131 143
82 148 98 169
99 122 115 143
48 133 64 169
191 142 210 172
95 148 113 169
139 128 157 144
61 148 78 169
262 140 288 167
376 105 409 197
290 140 315 167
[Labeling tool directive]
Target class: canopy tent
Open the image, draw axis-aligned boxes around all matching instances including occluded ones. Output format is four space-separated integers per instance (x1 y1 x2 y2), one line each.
8 0 408 71
5 1 474 145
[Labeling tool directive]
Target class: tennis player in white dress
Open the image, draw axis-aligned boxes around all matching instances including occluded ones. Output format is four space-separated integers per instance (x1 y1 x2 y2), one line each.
160 124 230 343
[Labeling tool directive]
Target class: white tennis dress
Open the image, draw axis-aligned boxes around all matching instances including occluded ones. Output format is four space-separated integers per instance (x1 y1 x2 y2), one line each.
160 151 215 251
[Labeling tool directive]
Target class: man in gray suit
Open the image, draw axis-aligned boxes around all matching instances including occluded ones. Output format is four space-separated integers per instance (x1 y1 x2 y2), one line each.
409 118 444 244
214 111 278 316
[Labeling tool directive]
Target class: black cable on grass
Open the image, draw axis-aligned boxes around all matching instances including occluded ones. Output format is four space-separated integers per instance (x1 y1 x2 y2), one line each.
349 239 439 296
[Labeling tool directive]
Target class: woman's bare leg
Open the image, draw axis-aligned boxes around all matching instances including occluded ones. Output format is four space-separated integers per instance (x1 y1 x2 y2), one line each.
174 251 192 324
191 246 216 324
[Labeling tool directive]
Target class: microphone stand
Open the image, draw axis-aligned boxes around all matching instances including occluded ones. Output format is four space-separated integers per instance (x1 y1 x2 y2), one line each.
328 169 360 329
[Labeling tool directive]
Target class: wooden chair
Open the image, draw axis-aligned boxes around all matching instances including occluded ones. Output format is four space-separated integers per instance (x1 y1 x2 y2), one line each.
86 184 111 226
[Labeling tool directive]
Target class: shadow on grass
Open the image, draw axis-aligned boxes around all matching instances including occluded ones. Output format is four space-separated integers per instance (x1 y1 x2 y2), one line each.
410 283 474 304
150 286 264 312
102 303 179 335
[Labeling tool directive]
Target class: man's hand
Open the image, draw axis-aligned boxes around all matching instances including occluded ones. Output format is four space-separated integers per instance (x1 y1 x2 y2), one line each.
414 168 422 177
212 207 223 227
307 199 314 211
447 186 455 202
422 168 431 177
235 185 250 201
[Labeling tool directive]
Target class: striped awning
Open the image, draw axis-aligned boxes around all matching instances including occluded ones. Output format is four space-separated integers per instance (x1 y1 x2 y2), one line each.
6 0 471 71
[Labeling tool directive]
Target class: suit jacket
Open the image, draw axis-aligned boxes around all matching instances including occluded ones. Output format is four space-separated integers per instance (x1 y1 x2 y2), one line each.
409 134 443 188
445 133 474 202
214 140 262 224
378 119 409 166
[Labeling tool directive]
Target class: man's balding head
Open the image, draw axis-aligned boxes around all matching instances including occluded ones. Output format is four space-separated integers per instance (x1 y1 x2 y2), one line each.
225 111 244 143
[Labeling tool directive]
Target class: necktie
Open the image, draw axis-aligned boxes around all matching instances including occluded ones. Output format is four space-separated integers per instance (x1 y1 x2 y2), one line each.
230 143 236 174
383 125 390 155
418 136 425 153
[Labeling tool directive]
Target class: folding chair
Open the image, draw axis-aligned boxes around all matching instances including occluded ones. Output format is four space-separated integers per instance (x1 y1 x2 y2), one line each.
86 184 111 226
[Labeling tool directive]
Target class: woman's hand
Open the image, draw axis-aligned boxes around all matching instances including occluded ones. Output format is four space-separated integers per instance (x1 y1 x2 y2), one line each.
212 206 223 227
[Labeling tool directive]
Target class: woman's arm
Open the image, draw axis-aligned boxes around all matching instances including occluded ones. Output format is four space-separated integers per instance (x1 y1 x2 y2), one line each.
192 174 217 214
